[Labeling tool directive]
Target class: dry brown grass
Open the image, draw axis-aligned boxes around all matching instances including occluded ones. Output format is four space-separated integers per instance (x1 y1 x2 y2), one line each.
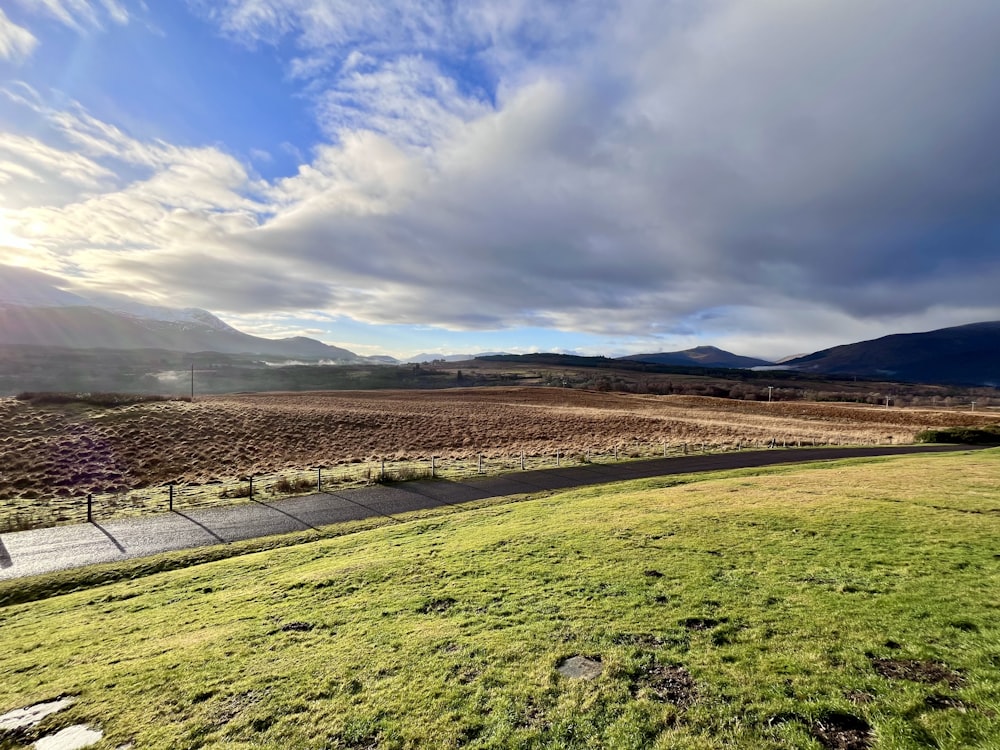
1 387 998 509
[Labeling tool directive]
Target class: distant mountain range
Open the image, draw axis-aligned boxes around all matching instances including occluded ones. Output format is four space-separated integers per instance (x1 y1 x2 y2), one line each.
0 266 367 362
406 352 509 363
619 346 773 369
1 266 997 386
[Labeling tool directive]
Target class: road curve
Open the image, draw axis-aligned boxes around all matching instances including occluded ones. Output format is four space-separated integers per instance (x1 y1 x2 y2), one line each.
0 444 982 581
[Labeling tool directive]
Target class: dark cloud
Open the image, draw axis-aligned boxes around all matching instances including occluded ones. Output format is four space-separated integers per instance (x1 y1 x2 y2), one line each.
9 0 1000 356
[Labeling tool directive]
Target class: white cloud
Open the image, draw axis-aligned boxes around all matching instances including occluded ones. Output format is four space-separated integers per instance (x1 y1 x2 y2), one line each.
0 9 37 62
14 0 128 32
4 0 1000 358
0 133 112 185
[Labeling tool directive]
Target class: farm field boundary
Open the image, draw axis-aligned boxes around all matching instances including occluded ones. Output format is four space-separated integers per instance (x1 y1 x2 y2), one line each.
0 444 982 584
6 387 1000 532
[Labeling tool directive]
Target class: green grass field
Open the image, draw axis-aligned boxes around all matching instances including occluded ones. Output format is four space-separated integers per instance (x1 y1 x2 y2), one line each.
2 451 998 749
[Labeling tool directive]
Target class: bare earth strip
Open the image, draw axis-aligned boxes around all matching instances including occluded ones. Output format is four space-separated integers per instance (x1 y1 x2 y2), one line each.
0 444 977 581
1 387 997 513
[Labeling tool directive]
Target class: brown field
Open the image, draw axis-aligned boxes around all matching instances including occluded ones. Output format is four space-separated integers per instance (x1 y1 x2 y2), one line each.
2 387 998 513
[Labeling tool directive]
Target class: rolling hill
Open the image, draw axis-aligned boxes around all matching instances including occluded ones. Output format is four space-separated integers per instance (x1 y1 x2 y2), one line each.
784 321 1000 385
619 346 773 369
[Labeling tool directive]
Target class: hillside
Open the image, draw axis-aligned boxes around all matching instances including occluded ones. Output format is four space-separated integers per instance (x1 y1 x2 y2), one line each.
785 321 1000 385
0 265 364 361
620 346 772 369
2 451 997 749
0 304 362 360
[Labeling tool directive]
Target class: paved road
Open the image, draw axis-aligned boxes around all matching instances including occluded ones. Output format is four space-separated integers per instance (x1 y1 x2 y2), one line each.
0 445 977 580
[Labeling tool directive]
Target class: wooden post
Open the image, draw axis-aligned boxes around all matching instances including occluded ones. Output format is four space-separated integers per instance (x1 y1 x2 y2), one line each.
381 458 386 480
478 454 483 474
317 467 322 493
520 451 525 470
431 456 436 478
615 446 619 461
87 493 93 523
248 475 254 499
556 450 560 467
169 483 174 511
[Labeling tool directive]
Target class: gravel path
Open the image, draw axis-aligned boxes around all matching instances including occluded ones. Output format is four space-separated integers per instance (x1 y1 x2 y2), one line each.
0 445 977 580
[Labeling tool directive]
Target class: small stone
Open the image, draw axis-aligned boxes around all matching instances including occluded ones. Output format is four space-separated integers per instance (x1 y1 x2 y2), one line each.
0 698 75 732
557 655 603 680
34 725 103 750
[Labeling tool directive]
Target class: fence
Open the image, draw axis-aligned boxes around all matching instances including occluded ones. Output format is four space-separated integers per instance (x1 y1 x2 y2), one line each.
1 435 887 532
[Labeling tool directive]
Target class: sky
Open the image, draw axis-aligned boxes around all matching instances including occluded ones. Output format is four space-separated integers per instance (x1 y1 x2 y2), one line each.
2 0 1000 361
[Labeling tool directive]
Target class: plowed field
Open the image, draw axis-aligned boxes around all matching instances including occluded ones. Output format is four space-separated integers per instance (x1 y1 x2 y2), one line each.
2 387 997 503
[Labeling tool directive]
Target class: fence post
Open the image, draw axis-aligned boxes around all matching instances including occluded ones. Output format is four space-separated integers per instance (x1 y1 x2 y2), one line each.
317 467 322 493
87 493 93 523
521 451 525 470
248 475 254 500
381 458 386 480
663 441 667 457
168 483 174 512
478 454 483 474
431 456 436 478
556 450 560 467
683 443 687 455
615 446 619 461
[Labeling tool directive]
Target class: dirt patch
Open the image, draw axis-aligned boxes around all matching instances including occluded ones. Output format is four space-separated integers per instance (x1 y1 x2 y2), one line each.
279 621 314 632
845 690 876 705
810 711 872 750
923 694 967 711
417 597 456 614
635 664 696 707
870 657 964 688
680 617 724 631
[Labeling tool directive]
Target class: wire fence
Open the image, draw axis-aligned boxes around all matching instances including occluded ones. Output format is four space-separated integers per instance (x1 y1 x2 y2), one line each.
2 434 891 532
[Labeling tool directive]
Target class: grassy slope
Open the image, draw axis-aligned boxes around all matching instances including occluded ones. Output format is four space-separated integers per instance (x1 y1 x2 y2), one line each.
1 452 998 749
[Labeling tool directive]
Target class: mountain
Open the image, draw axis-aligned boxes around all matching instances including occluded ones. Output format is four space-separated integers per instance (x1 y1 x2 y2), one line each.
619 346 773 369
784 321 1000 385
0 304 365 360
0 266 363 361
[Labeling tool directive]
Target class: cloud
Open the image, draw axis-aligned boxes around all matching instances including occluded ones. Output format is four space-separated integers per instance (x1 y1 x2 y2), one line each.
0 9 37 62
4 0 1000 358
13 0 128 32
0 132 113 190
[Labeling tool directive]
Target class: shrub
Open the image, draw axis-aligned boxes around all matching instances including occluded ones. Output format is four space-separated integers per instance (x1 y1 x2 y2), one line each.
15 392 191 407
372 466 432 484
272 477 316 494
915 426 1000 445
